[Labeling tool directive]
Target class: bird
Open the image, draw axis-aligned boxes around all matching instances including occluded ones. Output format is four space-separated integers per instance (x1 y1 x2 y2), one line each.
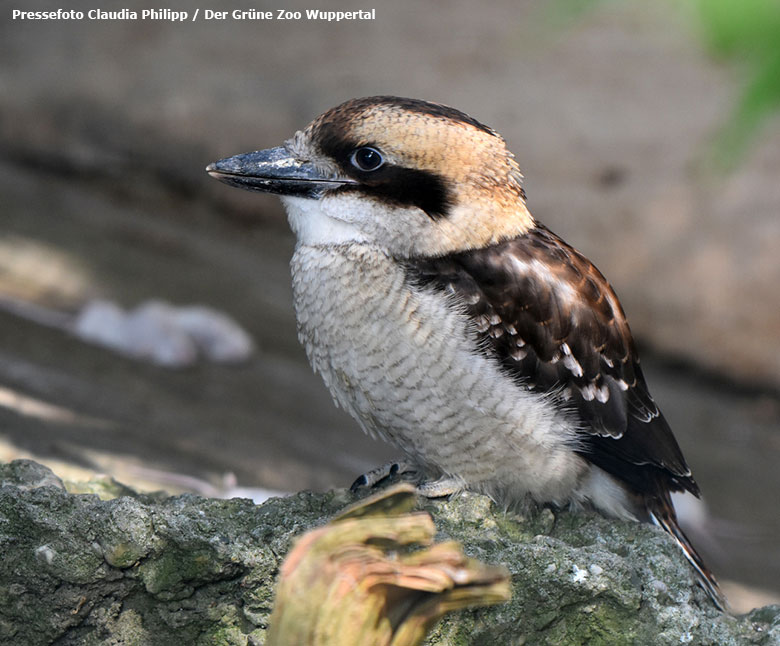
206 96 725 610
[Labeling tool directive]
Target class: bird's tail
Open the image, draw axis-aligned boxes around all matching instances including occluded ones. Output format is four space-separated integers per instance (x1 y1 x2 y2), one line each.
646 493 727 612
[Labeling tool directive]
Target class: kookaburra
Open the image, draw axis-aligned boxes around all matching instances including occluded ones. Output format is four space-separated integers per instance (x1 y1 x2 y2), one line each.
207 96 724 609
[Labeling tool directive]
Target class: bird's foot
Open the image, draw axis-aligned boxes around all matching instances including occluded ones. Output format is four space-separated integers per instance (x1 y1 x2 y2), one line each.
416 475 466 499
350 459 417 493
350 462 465 500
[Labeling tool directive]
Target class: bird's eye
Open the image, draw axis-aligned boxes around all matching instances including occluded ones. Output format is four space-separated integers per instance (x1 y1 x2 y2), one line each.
350 146 384 172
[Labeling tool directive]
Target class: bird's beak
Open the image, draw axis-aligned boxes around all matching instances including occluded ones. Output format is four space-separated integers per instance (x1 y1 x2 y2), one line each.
206 146 354 199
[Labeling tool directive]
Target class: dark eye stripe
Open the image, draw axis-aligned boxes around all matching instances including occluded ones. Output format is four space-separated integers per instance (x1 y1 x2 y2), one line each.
358 166 452 220
317 127 452 219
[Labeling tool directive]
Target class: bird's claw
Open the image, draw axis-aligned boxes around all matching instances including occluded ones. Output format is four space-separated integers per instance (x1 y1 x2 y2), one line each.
350 460 414 493
350 463 465 500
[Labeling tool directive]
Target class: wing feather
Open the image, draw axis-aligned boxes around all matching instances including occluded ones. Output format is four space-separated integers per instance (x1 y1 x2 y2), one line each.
404 225 698 497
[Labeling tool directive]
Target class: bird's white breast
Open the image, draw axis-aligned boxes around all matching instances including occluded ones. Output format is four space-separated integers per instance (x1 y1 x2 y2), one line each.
287 216 589 506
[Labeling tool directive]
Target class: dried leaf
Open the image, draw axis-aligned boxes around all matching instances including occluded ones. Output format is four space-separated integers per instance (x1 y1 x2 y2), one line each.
266 485 511 646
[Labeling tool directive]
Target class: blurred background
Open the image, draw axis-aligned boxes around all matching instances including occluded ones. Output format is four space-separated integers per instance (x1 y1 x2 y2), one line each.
1 0 778 611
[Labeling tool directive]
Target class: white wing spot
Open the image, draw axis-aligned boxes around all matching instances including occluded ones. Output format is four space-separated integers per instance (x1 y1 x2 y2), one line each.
475 316 490 333
463 291 480 305
581 383 597 401
510 347 528 361
561 343 583 377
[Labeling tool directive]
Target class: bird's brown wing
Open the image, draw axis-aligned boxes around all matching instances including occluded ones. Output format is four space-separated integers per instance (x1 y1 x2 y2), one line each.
404 224 699 498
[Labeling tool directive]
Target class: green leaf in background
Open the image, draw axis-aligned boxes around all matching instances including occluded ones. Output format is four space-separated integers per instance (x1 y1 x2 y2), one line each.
695 0 780 165
548 0 780 166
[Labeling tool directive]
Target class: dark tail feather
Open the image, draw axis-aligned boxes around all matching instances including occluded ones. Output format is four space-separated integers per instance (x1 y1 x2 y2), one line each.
647 494 727 612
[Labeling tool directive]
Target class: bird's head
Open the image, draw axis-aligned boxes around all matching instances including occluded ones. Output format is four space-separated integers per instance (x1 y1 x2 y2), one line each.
207 96 534 256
